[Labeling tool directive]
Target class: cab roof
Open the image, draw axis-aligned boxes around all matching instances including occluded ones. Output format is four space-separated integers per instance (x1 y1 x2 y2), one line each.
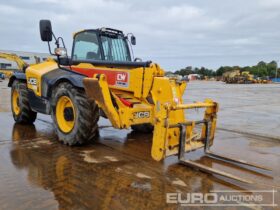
73 28 124 38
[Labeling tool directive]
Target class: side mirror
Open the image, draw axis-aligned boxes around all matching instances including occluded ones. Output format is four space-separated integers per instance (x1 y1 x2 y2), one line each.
40 20 53 42
131 35 136 45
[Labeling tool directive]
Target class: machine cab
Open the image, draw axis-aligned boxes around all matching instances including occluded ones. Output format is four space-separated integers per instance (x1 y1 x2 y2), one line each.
72 28 132 62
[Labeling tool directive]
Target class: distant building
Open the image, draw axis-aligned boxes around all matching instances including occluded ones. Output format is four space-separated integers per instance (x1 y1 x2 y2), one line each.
0 50 51 70
187 74 201 80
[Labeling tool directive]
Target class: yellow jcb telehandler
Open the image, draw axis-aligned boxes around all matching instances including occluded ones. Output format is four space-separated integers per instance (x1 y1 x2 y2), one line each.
0 52 29 78
8 20 269 183
0 53 42 78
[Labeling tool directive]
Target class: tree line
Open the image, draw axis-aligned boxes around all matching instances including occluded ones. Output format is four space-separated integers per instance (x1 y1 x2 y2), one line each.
171 61 280 78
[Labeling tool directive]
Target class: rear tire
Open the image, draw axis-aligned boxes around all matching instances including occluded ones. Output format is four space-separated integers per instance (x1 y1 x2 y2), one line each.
51 82 99 145
131 123 154 133
11 80 37 124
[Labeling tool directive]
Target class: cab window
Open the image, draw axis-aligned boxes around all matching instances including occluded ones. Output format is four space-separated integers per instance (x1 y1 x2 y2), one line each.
101 35 131 61
72 31 101 60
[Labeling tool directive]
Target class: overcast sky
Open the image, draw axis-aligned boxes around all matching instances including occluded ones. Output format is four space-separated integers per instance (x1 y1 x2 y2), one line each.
1 0 280 71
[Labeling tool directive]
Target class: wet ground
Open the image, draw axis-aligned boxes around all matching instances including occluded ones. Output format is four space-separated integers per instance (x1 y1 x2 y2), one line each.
0 79 279 209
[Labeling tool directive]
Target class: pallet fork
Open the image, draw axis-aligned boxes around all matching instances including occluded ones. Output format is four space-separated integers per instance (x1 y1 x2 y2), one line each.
172 119 271 184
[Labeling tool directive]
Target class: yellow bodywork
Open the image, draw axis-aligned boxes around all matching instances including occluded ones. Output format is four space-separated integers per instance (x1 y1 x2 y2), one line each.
26 59 58 96
82 63 218 161
0 69 13 78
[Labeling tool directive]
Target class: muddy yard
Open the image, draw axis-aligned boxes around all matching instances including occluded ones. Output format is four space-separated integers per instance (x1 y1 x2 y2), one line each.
0 79 279 209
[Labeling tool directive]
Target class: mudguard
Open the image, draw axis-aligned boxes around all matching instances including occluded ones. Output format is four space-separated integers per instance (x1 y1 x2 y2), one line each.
8 72 26 87
41 69 86 98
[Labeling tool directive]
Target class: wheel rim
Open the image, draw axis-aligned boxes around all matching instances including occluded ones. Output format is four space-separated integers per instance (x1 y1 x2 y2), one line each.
56 96 76 133
12 89 20 115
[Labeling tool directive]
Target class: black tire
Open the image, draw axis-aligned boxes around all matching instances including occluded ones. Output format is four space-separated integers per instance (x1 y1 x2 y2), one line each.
51 82 99 145
11 80 37 124
131 123 154 133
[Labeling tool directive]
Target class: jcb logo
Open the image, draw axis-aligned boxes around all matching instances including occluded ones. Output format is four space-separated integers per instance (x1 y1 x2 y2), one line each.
133 111 150 119
117 73 126 81
28 78 37 85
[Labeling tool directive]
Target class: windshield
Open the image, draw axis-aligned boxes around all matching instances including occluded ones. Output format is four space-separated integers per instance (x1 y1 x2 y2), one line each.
72 31 131 62
72 31 101 61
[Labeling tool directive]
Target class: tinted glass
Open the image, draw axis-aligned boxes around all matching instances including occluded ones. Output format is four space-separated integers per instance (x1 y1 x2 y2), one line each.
101 35 130 61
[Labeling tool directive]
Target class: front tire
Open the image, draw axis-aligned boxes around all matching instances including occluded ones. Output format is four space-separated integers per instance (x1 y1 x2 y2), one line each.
51 82 99 145
11 80 37 124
